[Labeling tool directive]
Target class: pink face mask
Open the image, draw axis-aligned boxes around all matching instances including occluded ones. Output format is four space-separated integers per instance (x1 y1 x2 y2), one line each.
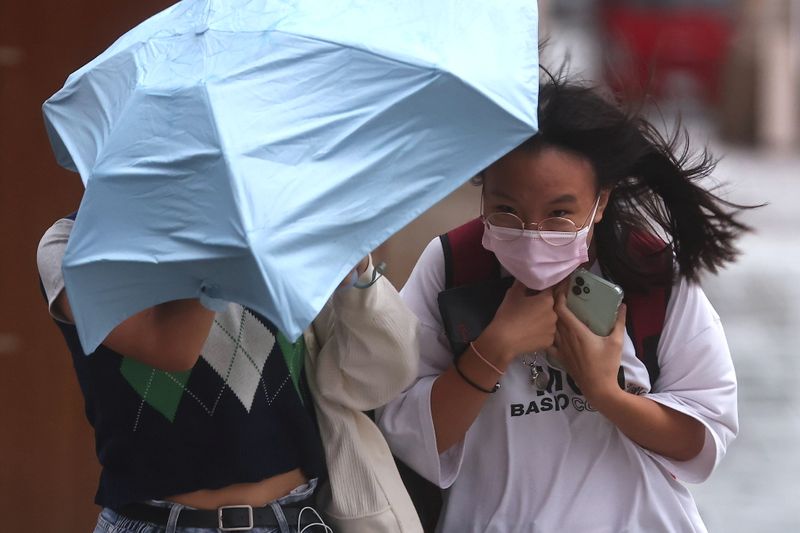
481 197 600 290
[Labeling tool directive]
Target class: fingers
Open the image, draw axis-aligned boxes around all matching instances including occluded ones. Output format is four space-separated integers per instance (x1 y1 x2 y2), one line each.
554 289 596 340
495 280 558 353
535 289 555 308
609 303 628 339
616 303 627 326
553 277 571 300
508 281 554 307
554 310 578 350
510 279 531 296
553 289 578 326
356 255 370 275
510 279 545 298
545 344 559 361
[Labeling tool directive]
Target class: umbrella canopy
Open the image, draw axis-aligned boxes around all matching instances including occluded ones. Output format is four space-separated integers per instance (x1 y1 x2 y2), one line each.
43 0 539 354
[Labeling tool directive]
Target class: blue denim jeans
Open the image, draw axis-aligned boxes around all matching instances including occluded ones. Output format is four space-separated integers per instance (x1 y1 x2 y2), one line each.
93 480 330 533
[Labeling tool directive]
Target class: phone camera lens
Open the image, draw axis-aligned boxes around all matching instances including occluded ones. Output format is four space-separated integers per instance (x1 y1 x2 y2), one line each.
583 287 590 294
572 286 582 296
575 276 585 286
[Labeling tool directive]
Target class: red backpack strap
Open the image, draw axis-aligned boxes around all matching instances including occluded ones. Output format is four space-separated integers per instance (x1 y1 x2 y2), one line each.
440 218 500 289
623 231 674 389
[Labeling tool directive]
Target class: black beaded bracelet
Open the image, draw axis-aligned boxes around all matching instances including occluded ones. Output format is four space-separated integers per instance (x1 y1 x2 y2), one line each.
454 360 500 394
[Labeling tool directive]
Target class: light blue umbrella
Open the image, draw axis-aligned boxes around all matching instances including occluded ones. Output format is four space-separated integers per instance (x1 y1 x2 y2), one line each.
43 0 539 354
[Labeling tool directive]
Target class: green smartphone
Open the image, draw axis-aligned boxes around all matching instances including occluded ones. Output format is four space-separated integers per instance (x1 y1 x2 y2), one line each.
566 268 624 337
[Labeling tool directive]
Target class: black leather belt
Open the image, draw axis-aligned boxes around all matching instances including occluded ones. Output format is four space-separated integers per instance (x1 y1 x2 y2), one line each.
117 499 318 531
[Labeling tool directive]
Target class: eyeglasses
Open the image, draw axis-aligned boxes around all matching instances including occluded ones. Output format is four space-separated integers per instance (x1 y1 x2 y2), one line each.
481 195 600 246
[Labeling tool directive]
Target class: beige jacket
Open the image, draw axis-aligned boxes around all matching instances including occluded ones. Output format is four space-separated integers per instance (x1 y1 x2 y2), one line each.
304 260 424 533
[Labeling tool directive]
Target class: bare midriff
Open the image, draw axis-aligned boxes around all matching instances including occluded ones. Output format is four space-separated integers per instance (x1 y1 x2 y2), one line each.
166 468 308 509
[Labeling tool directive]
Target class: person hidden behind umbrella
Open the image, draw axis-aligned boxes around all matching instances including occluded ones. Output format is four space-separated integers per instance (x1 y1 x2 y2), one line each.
38 214 424 533
377 70 757 532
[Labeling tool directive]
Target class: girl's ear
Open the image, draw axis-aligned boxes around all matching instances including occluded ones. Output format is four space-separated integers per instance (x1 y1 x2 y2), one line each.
594 188 612 224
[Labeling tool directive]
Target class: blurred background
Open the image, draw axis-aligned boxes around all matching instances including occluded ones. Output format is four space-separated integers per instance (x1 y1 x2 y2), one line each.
1 0 797 530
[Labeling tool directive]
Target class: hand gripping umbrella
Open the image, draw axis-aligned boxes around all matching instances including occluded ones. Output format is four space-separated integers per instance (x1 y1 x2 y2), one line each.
43 0 539 354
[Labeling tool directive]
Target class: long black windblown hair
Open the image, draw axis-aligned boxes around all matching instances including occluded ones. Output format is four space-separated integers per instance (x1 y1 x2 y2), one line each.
514 69 757 292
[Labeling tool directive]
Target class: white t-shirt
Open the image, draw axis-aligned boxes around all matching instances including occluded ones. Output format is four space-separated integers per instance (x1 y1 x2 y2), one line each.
377 238 738 533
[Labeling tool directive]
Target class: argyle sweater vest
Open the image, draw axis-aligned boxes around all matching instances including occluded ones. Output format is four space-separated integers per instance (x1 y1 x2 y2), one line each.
52 303 326 509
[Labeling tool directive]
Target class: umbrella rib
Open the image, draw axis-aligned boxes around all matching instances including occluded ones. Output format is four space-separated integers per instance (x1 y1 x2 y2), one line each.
269 29 440 71
78 42 150 182
267 29 537 124
198 77 250 253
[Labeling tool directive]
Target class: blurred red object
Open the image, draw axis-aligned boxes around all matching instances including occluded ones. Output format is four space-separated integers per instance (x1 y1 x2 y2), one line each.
600 1 733 103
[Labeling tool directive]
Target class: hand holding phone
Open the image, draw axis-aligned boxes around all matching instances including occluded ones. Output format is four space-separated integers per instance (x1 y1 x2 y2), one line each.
565 268 624 337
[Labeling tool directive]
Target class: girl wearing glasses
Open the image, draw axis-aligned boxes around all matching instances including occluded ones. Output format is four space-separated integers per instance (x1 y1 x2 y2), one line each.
378 74 748 532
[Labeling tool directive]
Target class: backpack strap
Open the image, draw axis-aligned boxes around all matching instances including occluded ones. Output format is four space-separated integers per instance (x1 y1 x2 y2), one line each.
440 218 500 289
622 231 673 389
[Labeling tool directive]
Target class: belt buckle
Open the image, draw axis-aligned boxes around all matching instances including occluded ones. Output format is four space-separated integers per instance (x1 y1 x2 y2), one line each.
217 504 254 531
